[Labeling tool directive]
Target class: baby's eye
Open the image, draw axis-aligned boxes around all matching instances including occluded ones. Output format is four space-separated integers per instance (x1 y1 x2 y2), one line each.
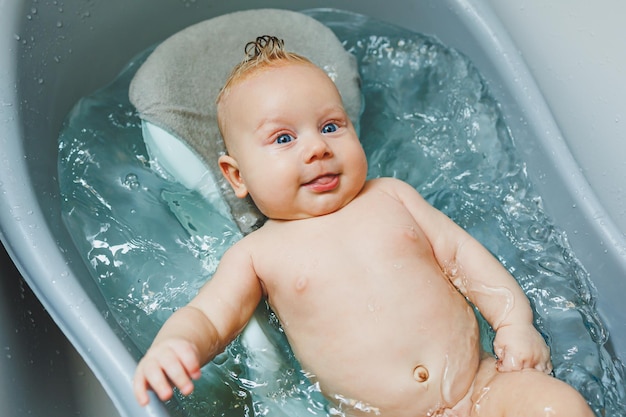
321 123 339 134
275 133 294 144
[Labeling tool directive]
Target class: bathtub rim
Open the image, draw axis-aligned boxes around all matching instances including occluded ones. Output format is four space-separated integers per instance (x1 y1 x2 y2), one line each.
1 0 625 416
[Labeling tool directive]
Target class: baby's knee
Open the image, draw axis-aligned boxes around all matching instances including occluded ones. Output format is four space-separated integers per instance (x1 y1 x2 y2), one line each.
521 375 594 417
542 381 594 417
472 369 594 417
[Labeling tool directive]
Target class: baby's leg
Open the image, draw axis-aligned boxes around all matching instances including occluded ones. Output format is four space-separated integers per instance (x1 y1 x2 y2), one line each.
469 357 594 417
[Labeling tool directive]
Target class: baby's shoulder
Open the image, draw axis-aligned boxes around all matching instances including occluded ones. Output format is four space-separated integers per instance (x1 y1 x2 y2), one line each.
367 176 398 187
220 229 274 275
363 178 432 217
364 177 417 198
234 219 289 251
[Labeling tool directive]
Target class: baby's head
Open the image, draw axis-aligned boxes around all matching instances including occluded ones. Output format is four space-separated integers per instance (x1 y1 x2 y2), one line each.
216 36 310 119
216 36 367 220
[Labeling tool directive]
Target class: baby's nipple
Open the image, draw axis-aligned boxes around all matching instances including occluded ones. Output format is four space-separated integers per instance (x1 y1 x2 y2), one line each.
295 276 308 292
413 365 429 383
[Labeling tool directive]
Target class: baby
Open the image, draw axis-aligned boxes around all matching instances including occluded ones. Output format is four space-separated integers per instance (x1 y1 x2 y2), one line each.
133 36 594 417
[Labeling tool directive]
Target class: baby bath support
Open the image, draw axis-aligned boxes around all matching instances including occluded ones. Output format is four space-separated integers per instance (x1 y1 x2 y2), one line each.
1 0 624 416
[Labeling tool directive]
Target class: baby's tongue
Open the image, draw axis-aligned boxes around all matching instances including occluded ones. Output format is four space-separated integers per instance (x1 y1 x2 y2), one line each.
305 174 338 191
311 175 334 184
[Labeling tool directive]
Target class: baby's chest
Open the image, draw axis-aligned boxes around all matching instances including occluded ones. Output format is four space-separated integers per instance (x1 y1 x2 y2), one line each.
336 198 432 260
257 204 433 296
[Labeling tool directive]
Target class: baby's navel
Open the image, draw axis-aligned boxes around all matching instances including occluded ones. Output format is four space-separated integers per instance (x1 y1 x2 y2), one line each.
413 365 429 383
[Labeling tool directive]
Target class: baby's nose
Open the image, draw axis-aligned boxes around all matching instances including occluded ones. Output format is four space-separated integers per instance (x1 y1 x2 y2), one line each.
304 135 333 163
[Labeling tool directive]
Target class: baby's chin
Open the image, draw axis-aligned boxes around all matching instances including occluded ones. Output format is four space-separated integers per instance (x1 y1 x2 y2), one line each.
264 210 336 222
254 181 365 221
260 203 347 221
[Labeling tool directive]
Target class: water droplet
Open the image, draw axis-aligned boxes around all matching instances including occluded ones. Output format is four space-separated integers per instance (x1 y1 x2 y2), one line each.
123 173 140 190
527 224 550 241
56 20 63 28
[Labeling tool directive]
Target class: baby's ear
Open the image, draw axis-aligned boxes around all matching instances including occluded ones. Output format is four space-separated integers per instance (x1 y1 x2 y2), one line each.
218 154 248 198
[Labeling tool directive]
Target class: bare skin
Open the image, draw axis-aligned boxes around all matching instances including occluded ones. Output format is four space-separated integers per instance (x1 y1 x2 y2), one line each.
133 60 594 417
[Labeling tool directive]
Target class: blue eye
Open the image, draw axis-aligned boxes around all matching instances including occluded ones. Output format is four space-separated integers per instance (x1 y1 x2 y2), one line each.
322 123 338 134
275 133 294 144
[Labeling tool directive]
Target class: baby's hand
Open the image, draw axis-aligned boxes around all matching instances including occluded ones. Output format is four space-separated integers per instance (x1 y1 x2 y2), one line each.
493 323 552 374
133 339 203 406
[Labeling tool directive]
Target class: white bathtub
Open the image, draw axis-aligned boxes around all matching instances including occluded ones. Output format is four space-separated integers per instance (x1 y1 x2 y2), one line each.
1 1 624 415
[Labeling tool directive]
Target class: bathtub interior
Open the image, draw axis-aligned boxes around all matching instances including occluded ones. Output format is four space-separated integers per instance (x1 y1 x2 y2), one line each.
1 0 625 416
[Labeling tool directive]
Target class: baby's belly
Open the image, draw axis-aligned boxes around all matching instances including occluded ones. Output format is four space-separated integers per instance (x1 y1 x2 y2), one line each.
283 274 482 417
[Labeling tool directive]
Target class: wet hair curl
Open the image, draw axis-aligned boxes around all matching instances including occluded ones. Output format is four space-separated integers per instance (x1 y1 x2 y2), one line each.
216 35 312 106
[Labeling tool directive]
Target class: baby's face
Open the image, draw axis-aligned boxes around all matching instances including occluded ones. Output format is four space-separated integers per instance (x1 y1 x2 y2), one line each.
219 63 367 220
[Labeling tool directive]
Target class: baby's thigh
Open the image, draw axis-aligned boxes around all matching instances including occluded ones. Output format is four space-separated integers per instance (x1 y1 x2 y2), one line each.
470 364 593 417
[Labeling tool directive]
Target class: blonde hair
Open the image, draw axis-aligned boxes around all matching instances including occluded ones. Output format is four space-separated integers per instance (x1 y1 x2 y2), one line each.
216 35 313 107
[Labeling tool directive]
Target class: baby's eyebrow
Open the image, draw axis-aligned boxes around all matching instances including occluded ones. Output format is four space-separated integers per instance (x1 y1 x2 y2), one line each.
253 117 286 134
316 104 347 119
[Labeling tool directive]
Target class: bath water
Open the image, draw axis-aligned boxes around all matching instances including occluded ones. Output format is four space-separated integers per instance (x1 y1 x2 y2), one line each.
57 9 625 417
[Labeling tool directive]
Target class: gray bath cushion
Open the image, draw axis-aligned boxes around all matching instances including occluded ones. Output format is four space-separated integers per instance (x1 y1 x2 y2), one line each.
129 8 361 233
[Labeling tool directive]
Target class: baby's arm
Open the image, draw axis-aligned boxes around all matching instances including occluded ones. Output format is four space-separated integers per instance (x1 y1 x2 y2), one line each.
133 241 263 405
388 178 551 373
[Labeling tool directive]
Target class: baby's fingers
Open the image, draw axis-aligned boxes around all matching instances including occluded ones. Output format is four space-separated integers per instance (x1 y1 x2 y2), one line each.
495 346 553 374
494 348 523 372
494 344 530 371
173 342 203 382
158 350 197 396
134 360 174 404
133 343 202 406
133 373 152 406
534 357 553 374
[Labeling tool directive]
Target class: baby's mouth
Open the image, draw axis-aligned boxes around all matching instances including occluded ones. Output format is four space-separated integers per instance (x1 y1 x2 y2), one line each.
303 174 340 192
